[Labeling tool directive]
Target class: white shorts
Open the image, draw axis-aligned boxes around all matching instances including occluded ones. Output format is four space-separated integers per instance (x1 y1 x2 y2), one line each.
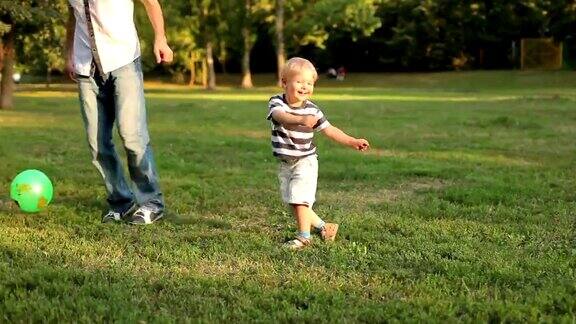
278 154 318 207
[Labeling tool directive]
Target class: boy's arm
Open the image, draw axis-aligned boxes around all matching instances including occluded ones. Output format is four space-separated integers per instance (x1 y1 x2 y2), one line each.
322 125 370 151
139 0 173 63
65 6 76 81
271 111 318 128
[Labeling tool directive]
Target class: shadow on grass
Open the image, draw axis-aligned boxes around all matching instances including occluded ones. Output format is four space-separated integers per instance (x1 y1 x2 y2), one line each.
0 229 397 322
165 211 232 230
0 198 18 213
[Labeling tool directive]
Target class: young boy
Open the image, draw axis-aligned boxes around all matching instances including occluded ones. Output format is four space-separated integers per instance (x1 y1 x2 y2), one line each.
267 57 370 249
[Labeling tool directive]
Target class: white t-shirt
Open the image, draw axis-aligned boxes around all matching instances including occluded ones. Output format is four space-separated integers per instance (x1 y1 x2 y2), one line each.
68 0 141 75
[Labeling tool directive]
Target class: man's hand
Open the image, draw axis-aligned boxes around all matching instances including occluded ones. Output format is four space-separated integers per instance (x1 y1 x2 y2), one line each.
140 0 173 64
301 115 319 128
351 138 370 151
154 38 173 63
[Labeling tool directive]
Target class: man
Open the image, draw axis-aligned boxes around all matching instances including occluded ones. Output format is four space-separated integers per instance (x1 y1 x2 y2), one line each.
65 0 173 224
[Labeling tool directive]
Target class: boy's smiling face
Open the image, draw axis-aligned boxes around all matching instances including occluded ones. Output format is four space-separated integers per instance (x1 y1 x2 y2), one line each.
282 68 316 107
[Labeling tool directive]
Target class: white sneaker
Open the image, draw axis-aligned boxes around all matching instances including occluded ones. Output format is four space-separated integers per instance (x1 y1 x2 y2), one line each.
127 205 164 225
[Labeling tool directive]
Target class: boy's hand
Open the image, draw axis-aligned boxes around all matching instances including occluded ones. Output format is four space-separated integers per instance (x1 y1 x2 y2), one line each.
301 115 319 128
352 138 370 151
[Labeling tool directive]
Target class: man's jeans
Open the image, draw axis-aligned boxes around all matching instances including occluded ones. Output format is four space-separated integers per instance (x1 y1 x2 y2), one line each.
77 58 164 213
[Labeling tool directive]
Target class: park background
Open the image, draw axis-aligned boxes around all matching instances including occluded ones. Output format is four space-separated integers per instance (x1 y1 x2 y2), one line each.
1 0 576 95
0 0 575 322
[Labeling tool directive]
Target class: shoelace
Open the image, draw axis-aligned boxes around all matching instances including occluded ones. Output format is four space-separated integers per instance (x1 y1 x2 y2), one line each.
104 211 121 220
134 207 154 216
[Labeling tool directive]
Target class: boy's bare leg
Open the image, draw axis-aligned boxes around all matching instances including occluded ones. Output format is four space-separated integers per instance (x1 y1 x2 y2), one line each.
291 204 312 234
307 208 324 229
283 204 314 249
288 204 338 244
309 207 339 241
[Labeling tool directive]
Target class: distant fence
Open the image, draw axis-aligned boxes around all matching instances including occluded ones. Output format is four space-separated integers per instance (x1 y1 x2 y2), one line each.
520 38 563 70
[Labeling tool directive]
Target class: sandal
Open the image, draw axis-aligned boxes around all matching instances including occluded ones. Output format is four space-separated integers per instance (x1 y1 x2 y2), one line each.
320 223 339 241
283 236 311 250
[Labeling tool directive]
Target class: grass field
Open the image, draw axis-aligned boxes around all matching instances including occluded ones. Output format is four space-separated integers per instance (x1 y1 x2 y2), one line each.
1 71 575 322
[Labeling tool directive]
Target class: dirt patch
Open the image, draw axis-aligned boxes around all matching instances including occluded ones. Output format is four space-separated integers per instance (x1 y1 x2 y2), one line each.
399 178 450 192
319 178 450 207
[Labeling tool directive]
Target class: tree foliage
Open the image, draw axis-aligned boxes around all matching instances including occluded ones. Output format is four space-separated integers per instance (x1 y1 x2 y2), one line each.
362 0 576 70
0 0 59 108
1 0 576 99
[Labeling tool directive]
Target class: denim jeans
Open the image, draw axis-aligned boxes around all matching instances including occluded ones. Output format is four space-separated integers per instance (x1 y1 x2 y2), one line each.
77 58 164 213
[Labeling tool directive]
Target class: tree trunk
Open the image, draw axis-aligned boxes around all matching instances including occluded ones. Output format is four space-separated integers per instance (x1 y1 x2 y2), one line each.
241 26 253 89
0 38 4 71
201 56 208 88
219 40 227 74
275 0 285 87
206 41 216 90
189 52 196 87
0 26 15 110
46 67 51 88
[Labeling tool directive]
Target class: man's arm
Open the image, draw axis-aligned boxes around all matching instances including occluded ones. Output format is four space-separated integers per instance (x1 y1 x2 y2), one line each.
271 111 318 128
322 125 370 151
65 6 76 81
140 0 173 63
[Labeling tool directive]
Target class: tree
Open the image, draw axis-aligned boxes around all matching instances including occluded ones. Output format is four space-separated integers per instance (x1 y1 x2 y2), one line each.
174 0 223 89
150 2 203 85
0 22 15 109
20 1 67 87
137 0 217 88
275 0 285 87
0 0 57 109
272 0 381 85
220 0 274 88
364 0 573 71
548 0 576 39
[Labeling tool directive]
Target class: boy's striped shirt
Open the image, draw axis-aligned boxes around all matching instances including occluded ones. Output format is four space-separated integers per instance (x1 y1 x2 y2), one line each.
267 94 330 160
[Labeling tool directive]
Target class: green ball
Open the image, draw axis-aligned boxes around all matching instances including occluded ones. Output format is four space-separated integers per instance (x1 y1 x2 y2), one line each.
10 169 53 213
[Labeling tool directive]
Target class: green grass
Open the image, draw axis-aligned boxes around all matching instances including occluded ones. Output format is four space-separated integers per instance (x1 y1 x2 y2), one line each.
1 71 575 322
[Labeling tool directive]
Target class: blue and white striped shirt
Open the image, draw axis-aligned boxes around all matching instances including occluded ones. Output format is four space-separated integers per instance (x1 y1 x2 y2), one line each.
267 94 330 160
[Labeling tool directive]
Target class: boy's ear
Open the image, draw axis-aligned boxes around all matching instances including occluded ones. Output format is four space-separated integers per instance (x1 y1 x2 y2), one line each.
280 78 287 88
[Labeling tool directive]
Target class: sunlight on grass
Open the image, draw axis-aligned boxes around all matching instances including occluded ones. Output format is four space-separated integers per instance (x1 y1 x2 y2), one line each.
368 148 536 166
142 93 524 102
16 91 75 98
3 73 575 321
15 90 559 103
0 224 396 299
320 178 450 208
0 113 59 128
423 151 536 166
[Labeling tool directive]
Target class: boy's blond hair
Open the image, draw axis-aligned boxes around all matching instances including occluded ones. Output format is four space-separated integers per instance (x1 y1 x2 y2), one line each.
281 57 318 82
